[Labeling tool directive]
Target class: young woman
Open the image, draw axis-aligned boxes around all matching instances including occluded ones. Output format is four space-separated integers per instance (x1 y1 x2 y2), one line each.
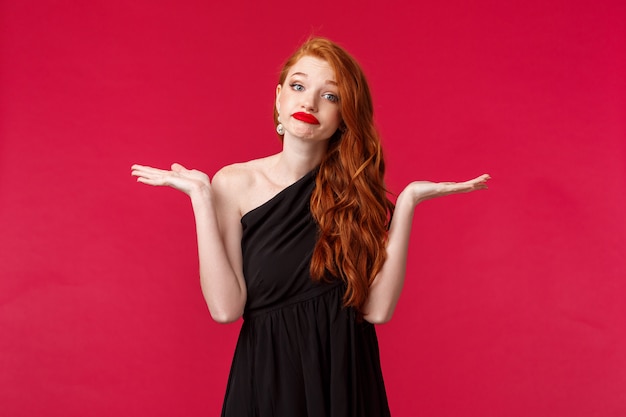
132 37 489 417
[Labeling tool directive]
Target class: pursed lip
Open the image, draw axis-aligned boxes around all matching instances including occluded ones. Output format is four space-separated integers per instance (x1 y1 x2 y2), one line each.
292 112 320 125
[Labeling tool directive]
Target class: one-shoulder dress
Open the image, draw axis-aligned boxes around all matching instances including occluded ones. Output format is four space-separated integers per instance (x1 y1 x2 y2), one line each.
221 169 391 417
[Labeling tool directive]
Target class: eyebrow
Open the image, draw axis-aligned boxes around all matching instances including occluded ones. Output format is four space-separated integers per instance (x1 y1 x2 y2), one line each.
290 72 338 86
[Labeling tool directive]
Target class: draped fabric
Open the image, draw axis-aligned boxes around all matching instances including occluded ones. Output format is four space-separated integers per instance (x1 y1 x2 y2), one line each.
221 169 390 417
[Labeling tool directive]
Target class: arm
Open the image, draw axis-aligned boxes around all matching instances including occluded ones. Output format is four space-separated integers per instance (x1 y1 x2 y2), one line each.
362 174 490 324
131 163 247 323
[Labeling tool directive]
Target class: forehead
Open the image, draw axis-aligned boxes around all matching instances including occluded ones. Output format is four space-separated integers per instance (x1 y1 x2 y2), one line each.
287 55 336 81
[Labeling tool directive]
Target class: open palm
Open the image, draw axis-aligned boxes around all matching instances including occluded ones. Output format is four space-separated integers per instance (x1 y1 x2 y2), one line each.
406 174 490 204
131 163 210 196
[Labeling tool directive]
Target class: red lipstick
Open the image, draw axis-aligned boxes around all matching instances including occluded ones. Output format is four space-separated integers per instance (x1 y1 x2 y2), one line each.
292 112 320 124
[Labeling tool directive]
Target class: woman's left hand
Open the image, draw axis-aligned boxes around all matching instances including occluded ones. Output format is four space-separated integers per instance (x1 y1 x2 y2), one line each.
404 174 491 205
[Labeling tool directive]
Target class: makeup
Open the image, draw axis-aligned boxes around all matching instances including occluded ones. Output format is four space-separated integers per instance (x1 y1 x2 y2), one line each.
292 112 320 125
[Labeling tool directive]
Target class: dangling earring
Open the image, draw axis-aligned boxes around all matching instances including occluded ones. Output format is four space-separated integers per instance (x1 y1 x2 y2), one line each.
276 123 285 135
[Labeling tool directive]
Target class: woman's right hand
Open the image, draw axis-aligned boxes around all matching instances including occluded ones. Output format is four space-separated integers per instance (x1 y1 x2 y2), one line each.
131 163 211 196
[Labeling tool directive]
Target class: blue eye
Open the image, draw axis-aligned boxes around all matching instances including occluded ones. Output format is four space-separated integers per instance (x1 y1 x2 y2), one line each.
290 83 304 91
323 93 339 103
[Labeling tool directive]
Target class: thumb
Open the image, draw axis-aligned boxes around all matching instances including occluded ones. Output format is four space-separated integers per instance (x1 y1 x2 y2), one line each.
171 163 187 172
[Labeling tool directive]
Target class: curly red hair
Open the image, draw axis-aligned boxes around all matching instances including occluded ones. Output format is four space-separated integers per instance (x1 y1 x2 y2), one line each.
275 37 395 312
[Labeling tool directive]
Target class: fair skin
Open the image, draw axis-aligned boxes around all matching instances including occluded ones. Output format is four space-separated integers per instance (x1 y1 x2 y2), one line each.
131 55 490 324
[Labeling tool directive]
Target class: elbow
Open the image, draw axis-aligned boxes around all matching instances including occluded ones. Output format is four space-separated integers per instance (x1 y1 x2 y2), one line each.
208 306 243 324
201 284 246 324
363 308 395 324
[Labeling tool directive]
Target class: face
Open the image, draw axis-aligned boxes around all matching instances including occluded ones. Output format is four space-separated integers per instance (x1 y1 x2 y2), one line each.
276 56 342 142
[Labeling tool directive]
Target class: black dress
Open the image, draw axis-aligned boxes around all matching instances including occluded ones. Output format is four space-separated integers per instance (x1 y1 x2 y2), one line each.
221 169 390 417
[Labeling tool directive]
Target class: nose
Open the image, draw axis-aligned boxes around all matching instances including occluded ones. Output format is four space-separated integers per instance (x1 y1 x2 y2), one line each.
301 91 317 112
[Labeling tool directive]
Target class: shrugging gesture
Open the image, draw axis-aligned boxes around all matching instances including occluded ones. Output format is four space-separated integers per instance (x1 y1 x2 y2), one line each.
131 36 491 417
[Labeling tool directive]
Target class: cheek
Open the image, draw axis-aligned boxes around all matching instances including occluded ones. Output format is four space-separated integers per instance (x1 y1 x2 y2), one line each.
332 109 342 126
277 90 291 112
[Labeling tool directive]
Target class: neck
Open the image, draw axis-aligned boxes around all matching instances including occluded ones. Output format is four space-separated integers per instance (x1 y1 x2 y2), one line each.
272 135 328 183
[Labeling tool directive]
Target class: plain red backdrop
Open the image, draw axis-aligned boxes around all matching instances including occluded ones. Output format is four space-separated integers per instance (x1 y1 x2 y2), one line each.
1 0 624 416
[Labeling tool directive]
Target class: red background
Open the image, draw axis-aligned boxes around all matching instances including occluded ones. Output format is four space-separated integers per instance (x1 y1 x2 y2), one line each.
1 1 625 416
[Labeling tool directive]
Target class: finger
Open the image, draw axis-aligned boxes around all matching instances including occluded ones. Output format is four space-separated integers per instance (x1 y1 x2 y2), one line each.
131 168 150 178
131 165 170 178
171 163 188 172
131 166 151 176
463 174 490 187
136 176 164 186
131 164 164 173
474 174 491 183
472 180 489 190
467 174 488 182
131 164 145 176
131 164 156 173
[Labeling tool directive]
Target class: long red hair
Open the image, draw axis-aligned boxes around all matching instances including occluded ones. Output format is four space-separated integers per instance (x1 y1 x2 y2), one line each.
274 37 395 312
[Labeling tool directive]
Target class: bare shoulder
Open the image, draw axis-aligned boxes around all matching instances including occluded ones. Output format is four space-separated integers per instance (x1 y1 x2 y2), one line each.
212 157 276 190
211 155 279 217
212 162 254 192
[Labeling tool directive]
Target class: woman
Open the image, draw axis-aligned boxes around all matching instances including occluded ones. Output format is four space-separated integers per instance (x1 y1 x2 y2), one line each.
132 37 489 417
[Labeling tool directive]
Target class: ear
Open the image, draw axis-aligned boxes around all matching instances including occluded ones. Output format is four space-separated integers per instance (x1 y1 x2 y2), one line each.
275 84 282 113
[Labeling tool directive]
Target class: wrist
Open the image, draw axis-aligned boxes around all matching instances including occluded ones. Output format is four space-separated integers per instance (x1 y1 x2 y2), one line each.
403 181 446 207
189 182 212 203
397 187 421 210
